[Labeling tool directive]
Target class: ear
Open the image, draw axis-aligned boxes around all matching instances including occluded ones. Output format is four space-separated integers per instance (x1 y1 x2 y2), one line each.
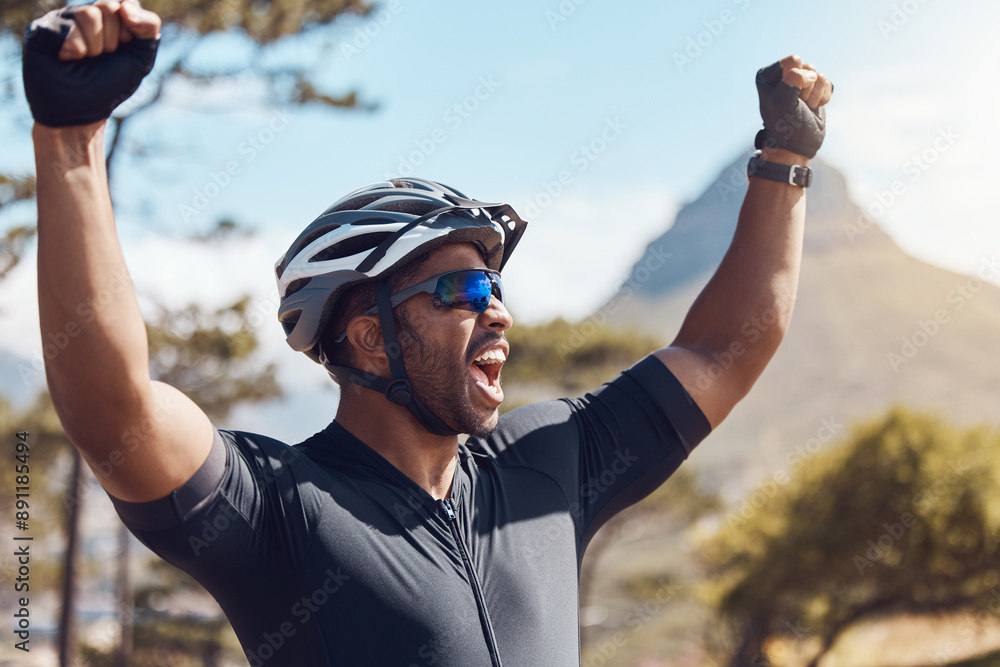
344 315 389 373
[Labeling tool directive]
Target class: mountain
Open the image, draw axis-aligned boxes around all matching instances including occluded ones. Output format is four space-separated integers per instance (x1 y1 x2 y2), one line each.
605 152 1000 490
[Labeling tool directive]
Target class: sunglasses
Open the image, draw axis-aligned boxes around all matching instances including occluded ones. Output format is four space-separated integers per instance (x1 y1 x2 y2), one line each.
334 269 505 342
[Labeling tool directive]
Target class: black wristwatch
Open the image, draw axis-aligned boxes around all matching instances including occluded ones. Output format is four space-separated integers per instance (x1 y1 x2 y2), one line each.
746 150 812 188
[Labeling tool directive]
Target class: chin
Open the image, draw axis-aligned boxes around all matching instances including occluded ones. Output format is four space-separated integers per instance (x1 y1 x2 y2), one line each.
459 406 501 439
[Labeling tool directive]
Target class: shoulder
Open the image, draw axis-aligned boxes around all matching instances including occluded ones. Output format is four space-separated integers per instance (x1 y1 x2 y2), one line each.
467 399 577 459
605 355 711 455
470 355 709 459
221 428 299 458
215 427 303 471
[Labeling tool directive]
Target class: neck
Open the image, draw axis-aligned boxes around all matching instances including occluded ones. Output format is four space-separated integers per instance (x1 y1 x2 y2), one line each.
335 389 459 500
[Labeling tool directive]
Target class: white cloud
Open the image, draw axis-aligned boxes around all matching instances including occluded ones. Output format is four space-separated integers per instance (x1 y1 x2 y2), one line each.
825 49 1000 284
1 191 675 397
0 229 329 397
503 185 677 324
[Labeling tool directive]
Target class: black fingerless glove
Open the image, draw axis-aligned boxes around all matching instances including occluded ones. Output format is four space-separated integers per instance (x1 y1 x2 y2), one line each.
22 6 159 127
754 60 825 159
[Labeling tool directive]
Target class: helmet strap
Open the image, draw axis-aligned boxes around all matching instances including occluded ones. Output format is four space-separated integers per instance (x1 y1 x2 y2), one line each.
324 280 459 437
375 279 414 406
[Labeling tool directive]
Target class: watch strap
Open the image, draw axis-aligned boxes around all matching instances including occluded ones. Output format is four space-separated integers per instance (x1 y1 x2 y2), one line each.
747 152 812 188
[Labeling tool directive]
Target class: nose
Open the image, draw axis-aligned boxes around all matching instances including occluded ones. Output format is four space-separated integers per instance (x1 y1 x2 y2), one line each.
481 296 513 332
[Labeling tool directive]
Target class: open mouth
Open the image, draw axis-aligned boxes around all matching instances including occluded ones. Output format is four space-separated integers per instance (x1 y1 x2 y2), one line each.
471 347 506 404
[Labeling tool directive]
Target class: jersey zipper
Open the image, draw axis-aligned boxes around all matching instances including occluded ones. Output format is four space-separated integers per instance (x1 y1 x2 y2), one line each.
441 498 504 667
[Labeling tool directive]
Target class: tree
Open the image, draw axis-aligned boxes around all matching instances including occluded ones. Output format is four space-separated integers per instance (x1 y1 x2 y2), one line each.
145 296 282 419
0 175 36 278
2 2 384 663
574 421 721 666
699 407 1000 666
0 0 375 268
502 317 665 398
64 295 284 666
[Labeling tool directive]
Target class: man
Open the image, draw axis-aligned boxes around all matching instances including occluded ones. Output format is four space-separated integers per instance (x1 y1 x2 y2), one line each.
24 1 832 665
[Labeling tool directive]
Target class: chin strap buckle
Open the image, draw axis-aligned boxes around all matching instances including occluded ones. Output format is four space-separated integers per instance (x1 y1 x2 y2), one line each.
385 379 412 406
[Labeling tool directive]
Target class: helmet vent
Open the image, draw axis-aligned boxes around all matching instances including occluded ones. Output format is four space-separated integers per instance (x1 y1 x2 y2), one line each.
276 223 341 278
390 178 432 191
374 201 438 216
284 277 310 298
296 224 339 251
309 231 393 263
330 195 381 212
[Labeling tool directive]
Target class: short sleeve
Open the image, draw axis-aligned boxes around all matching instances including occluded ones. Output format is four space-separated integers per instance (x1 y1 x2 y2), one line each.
477 355 710 545
109 429 229 531
105 430 325 665
107 428 308 579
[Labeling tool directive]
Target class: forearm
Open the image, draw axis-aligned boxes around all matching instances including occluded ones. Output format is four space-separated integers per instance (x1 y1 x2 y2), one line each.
671 149 806 396
34 122 152 447
25 3 212 502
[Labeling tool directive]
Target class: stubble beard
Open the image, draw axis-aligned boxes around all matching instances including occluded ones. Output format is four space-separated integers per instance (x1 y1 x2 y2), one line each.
397 310 502 438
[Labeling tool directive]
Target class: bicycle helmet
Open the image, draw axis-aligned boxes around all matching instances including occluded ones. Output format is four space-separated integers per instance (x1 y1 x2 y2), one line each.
275 178 528 435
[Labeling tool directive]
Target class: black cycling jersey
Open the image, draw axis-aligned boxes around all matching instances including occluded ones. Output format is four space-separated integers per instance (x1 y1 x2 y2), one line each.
110 355 710 666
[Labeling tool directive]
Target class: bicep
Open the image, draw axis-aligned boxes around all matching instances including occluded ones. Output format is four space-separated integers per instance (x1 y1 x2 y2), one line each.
653 346 743 430
74 380 216 503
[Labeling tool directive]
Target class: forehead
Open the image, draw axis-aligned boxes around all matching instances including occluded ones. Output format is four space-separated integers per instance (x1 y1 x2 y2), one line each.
415 243 489 282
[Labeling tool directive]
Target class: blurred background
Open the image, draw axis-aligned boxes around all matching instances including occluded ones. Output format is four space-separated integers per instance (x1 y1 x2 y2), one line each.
1 0 999 665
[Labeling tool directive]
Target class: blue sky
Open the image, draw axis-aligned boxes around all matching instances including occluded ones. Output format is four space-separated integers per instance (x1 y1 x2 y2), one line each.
117 0 1000 309
1 0 998 421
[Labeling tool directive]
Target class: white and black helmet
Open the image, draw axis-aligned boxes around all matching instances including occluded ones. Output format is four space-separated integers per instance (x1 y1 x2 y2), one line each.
275 178 527 365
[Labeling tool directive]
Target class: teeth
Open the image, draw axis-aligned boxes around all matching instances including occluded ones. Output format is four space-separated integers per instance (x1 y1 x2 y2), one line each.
473 348 507 365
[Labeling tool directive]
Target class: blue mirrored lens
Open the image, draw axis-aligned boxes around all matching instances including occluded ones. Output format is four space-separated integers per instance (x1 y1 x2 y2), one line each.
433 271 502 312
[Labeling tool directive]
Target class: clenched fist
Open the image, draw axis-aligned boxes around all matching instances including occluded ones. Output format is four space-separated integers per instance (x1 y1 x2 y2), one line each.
22 0 162 127
755 55 834 159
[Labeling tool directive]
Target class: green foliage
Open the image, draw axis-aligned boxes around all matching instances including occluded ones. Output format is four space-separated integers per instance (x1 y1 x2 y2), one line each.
81 616 241 667
0 0 373 279
112 297 285 661
637 464 722 523
930 649 1000 667
0 173 36 205
140 0 376 111
699 407 1000 664
503 317 665 393
0 0 60 38
2 2 364 662
146 296 282 422
0 392 74 542
580 465 720 608
0 174 38 278
585 465 722 585
624 572 681 600
190 217 254 243
141 0 371 45
0 225 35 280
0 0 370 45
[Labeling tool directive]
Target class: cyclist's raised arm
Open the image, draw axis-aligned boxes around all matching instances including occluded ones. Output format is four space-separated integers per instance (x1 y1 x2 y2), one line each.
655 55 833 429
29 1 214 502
